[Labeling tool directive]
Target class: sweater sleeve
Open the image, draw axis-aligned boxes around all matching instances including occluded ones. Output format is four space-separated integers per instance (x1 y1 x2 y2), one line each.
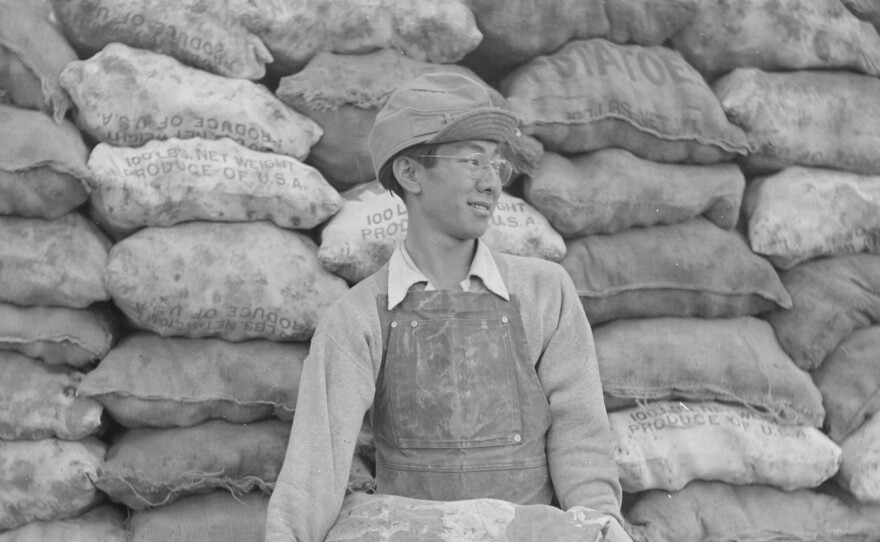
265 314 377 542
537 265 624 526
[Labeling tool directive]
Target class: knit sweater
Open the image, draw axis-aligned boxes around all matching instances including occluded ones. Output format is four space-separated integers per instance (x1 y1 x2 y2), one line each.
265 250 623 542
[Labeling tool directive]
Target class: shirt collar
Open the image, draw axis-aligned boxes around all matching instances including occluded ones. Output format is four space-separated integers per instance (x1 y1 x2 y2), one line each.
386 239 510 310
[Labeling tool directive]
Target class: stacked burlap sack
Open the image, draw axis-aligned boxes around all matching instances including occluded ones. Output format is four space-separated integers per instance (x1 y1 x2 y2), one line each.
573 2 880 540
0 4 123 534
711 4 880 536
492 1 880 541
2 2 322 537
41 22 350 541
4 0 880 540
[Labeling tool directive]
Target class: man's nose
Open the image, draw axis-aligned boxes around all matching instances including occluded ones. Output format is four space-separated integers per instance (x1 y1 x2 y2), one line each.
476 166 502 192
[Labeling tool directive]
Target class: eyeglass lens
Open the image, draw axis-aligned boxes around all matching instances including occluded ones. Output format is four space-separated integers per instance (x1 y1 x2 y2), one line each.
416 153 515 185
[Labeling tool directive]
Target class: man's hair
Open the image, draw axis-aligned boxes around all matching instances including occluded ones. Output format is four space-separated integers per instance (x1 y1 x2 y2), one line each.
379 143 441 200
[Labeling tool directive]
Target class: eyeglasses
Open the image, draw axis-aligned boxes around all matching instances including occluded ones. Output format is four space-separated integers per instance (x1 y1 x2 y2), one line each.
417 153 514 186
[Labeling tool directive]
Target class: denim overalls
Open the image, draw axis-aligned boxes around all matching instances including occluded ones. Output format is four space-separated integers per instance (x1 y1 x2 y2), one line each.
370 256 555 504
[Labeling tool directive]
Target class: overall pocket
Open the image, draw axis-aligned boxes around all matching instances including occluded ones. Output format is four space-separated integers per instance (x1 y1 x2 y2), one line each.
386 317 523 449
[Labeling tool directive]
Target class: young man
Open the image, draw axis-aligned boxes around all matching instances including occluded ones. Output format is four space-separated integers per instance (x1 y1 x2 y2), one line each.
266 72 628 542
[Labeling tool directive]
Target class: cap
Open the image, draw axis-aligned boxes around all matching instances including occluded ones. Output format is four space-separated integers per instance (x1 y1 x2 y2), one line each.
367 72 520 191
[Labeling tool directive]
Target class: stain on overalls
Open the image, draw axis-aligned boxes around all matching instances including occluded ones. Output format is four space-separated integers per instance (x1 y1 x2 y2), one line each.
371 258 554 505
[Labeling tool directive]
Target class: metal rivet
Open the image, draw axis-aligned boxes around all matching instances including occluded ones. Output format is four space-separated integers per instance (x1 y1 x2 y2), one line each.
501 316 509 324
390 321 398 328
411 321 418 327
513 434 522 442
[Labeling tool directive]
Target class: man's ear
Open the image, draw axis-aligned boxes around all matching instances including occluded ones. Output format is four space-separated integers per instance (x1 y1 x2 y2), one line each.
392 156 422 195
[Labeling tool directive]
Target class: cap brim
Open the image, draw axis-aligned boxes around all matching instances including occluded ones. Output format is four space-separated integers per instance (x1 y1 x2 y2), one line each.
427 108 520 146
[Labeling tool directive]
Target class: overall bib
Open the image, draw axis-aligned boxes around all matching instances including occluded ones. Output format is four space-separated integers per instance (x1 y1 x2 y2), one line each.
371 258 555 505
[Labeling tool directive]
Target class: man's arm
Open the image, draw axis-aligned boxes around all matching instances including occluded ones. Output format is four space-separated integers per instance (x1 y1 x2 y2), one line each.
537 265 624 526
265 325 376 542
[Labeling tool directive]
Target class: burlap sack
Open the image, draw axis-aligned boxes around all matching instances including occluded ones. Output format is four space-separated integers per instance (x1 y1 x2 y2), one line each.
502 39 750 163
672 0 880 80
59 43 322 158
0 104 89 219
50 0 273 79
0 351 103 440
812 326 880 442
0 302 117 368
78 333 305 428
837 413 880 502
714 68 880 175
595 317 825 427
524 149 744 238
843 0 880 27
764 254 880 371
226 0 481 75
87 137 342 235
480 192 566 262
463 0 696 70
0 437 105 532
326 493 614 542
0 48 41 113
105 221 349 341
95 419 288 510
560 218 792 325
0 0 77 121
314 182 407 282
0 505 125 542
611 400 841 493
128 491 268 542
626 481 880 542
745 167 880 269
276 49 521 190
0 214 111 309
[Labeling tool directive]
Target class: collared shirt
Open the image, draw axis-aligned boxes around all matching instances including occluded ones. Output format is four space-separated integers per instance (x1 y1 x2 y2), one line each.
386 239 510 310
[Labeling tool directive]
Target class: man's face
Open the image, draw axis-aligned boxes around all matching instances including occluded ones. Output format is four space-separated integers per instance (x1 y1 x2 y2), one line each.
411 139 504 242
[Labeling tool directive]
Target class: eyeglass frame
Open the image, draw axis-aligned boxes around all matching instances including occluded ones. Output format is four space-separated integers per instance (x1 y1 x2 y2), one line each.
414 152 515 186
